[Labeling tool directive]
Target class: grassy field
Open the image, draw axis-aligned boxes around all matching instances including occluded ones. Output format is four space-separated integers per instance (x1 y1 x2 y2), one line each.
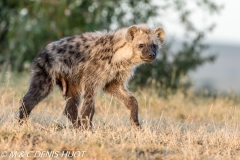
1 71 240 159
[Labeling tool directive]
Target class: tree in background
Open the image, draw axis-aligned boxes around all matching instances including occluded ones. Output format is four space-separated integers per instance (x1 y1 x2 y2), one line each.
0 0 222 92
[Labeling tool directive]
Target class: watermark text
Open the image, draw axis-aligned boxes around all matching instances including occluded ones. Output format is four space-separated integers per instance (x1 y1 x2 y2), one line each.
0 151 86 158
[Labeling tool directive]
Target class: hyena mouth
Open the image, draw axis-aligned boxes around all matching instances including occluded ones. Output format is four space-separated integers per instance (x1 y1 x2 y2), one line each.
140 57 154 62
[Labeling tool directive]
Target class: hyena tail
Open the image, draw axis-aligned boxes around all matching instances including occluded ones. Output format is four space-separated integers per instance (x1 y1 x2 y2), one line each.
19 63 54 122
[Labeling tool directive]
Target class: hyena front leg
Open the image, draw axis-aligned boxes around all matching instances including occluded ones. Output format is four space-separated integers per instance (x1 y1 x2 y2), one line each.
19 67 53 123
63 82 81 128
79 84 96 129
104 80 140 128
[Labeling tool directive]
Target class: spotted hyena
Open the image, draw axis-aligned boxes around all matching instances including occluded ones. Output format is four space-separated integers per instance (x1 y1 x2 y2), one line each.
19 24 165 129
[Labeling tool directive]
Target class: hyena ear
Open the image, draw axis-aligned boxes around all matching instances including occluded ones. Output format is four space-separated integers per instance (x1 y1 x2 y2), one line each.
154 27 166 45
125 25 138 42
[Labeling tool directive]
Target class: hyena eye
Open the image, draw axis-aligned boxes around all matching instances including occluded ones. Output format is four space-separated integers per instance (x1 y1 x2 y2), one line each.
139 44 144 48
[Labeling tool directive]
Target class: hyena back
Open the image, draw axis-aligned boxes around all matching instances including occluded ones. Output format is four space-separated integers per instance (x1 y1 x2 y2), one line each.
19 24 165 129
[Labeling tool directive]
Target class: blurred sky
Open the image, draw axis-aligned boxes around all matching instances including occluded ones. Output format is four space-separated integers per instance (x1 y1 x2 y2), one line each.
165 0 240 45
162 0 240 92
205 0 240 45
164 0 239 45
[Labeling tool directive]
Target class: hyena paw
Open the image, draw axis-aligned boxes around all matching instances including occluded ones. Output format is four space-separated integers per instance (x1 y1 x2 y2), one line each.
131 122 142 131
80 119 93 131
18 118 28 126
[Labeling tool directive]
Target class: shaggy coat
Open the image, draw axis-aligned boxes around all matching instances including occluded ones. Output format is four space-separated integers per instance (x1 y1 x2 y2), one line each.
19 24 165 129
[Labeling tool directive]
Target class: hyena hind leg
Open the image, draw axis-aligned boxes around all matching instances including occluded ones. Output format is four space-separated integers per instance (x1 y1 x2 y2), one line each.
63 83 81 128
19 71 54 123
80 85 96 130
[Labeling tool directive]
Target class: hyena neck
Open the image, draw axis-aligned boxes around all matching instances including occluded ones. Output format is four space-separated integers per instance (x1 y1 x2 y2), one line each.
111 29 142 68
111 49 142 77
112 41 132 63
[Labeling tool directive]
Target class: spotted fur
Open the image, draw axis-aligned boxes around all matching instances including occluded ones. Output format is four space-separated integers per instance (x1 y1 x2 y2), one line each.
19 24 165 129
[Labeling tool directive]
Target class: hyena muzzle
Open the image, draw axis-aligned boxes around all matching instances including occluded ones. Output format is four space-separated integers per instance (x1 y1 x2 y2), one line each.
19 24 165 129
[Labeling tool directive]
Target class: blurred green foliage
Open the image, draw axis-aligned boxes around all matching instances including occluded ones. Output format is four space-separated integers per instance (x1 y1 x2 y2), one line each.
0 0 222 92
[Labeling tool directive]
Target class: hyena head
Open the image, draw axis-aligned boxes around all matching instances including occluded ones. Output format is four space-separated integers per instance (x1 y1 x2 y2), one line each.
125 24 165 62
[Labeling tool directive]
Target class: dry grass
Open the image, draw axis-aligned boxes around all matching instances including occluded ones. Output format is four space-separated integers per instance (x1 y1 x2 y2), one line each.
1 71 240 159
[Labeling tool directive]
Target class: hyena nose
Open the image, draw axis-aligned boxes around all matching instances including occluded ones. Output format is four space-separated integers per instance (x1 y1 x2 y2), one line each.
148 53 155 59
